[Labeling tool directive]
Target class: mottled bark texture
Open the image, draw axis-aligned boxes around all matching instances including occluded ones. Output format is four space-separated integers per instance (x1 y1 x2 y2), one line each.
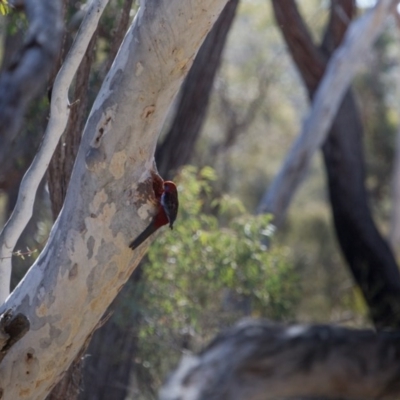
271 0 400 328
47 2 134 398
160 319 400 400
0 0 230 398
80 2 238 399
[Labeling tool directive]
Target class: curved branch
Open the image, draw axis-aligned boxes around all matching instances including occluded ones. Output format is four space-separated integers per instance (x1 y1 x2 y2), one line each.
0 0 111 303
257 0 397 224
269 0 400 328
0 0 63 175
160 319 400 400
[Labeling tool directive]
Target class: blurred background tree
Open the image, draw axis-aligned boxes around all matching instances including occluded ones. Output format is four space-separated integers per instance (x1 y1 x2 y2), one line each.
1 0 400 399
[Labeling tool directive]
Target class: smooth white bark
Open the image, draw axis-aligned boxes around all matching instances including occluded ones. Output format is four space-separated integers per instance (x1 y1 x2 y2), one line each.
0 1 228 398
257 0 397 226
0 0 110 304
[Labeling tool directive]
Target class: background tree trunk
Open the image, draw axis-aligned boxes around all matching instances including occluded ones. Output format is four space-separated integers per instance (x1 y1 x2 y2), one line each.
160 319 400 400
271 0 400 328
155 0 239 179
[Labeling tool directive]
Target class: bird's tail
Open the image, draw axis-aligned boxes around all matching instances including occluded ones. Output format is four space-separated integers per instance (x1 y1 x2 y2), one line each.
129 222 158 250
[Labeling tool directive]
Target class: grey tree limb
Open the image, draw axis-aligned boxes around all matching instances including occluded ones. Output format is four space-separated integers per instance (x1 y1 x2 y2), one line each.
160 319 400 400
0 0 63 174
0 0 229 397
257 0 397 226
0 0 111 305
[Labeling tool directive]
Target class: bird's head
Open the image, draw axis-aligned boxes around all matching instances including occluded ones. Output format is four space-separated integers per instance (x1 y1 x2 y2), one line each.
163 181 177 193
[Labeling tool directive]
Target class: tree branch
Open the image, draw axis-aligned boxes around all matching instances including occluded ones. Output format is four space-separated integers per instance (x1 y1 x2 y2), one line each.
0 0 63 178
0 1 229 397
0 0 111 303
160 319 400 400
257 0 397 225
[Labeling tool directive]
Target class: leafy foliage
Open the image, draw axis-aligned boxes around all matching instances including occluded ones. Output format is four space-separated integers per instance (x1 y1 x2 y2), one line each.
0 0 9 16
135 166 299 396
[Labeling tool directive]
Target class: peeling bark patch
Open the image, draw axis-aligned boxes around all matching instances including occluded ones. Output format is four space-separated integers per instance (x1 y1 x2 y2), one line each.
87 236 95 259
135 61 144 76
86 243 121 303
141 105 155 119
110 151 127 180
24 352 36 378
54 324 71 346
39 337 51 349
90 189 108 214
36 301 48 318
134 177 158 215
15 348 39 381
89 106 116 149
47 290 56 307
85 147 106 171
104 263 118 281
86 267 97 300
94 117 112 147
49 325 62 343
31 313 61 332
68 263 78 280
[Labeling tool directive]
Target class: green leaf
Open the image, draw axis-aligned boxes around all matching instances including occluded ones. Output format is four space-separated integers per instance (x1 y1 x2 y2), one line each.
0 0 10 15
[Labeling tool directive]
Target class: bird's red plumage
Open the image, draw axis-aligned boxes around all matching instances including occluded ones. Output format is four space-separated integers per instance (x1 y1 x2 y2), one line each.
129 180 178 250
